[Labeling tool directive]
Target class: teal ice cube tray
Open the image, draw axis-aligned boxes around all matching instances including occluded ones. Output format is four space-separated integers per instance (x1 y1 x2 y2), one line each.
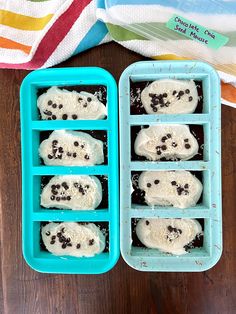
119 61 222 272
20 67 119 274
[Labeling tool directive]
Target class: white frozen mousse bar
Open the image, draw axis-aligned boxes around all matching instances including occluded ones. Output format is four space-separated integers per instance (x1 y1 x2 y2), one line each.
141 79 198 114
134 124 199 161
39 130 104 166
139 171 203 208
41 175 102 210
42 222 106 257
136 218 202 255
37 87 107 120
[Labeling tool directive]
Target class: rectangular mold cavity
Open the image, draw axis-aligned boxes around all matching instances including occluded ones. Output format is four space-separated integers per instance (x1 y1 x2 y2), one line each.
130 123 209 162
131 170 210 209
130 79 205 114
32 129 108 167
21 67 119 274
119 61 222 272
32 175 109 212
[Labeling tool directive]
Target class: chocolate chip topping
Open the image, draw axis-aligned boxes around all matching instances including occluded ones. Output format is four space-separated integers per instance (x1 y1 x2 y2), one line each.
67 243 72 247
154 179 160 185
171 181 177 185
184 184 189 188
52 103 57 108
185 143 191 149
58 147 63 153
84 154 89 160
163 93 167 98
145 220 150 225
179 91 184 96
56 184 60 189
83 104 87 108
50 240 55 245
52 115 56 120
52 140 58 146
50 195 55 200
51 235 56 240
173 90 177 95
189 96 193 101
147 183 152 188
59 104 63 109
161 145 167 151
61 243 67 249
153 107 157 112
166 134 171 138
72 114 77 120
89 239 94 246
73 153 77 158
76 243 81 249
87 97 92 102
74 141 79 147
67 152 72 157
56 197 60 201
172 142 177 148
48 154 53 159
184 138 189 142
185 89 190 94
161 136 167 142
61 228 65 233
62 182 69 189
57 232 62 237
62 114 68 120
48 100 52 106
46 231 50 236
78 97 82 102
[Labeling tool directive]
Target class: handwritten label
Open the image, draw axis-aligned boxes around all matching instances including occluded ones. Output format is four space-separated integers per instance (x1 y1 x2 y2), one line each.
166 14 229 50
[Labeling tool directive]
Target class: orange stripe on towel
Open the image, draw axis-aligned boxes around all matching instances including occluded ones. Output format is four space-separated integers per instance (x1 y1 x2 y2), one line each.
0 37 31 54
221 82 236 104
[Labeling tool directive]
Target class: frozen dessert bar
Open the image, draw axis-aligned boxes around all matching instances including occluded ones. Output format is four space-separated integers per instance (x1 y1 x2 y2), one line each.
138 171 202 208
141 79 198 114
38 87 107 120
136 218 202 255
134 124 199 161
41 175 102 210
39 130 104 166
42 222 106 257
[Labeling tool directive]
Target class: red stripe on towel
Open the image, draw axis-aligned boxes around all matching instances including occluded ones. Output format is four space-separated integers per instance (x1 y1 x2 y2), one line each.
0 0 92 69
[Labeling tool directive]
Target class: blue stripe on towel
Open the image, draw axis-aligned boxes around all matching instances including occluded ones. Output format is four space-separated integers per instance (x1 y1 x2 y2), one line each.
105 0 236 14
73 20 108 56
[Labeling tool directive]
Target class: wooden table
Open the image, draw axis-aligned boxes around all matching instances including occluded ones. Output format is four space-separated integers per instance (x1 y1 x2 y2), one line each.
0 42 235 314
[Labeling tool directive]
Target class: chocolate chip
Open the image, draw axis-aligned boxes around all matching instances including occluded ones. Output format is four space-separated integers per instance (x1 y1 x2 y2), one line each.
85 185 90 189
184 184 189 188
165 101 170 107
52 190 58 195
61 228 65 233
87 97 92 102
67 243 72 247
83 104 88 108
43 110 52 116
166 134 171 138
72 114 77 120
52 140 58 146
56 197 60 201
59 104 63 109
171 181 176 186
74 141 79 147
157 151 162 155
74 183 78 188
56 184 60 189
62 182 68 189
67 152 72 157
145 220 150 225
48 118 51 120
156 146 161 150
62 114 67 120
67 196 71 201
76 243 81 249
189 96 193 101
50 195 55 200
153 107 157 112
57 232 62 237
48 100 52 106
163 93 167 98
154 179 160 185
58 147 63 153
62 197 67 200
179 91 184 96
173 90 177 95
59 237 64 243
48 154 53 159
147 183 152 188
161 145 167 150
52 103 57 108
81 145 84 149
51 235 56 240
161 136 167 142
50 240 55 245
78 97 83 102
61 243 67 249
84 154 89 160
167 226 173 232
185 144 191 149
179 229 182 234
46 231 50 236
51 184 56 189
58 154 62 159
160 104 165 108
73 153 77 158
184 138 189 142
185 89 190 94
89 239 94 246
66 238 71 243
52 115 56 120
172 142 177 147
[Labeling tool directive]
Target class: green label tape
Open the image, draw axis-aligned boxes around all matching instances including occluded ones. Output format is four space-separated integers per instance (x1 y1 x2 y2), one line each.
166 14 229 50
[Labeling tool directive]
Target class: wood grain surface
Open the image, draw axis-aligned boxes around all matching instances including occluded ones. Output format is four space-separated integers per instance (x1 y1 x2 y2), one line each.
0 42 235 314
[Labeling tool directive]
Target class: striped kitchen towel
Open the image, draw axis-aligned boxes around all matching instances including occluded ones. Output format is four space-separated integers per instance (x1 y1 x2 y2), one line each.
97 0 236 107
0 0 110 69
